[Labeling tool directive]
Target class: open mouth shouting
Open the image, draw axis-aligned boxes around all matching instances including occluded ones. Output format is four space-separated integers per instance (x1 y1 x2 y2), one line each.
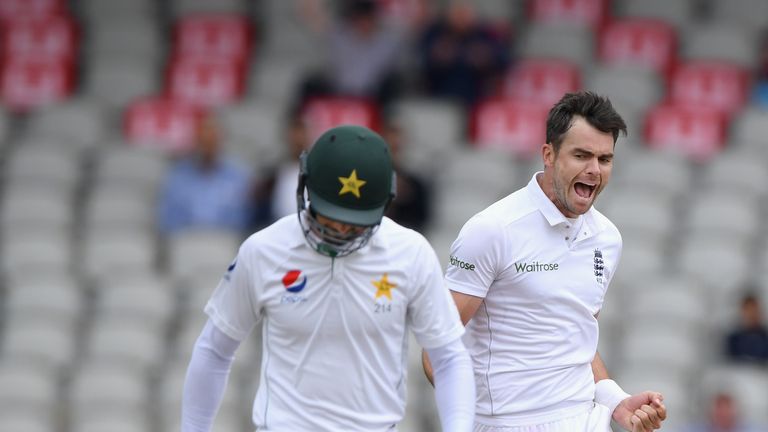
574 181 596 202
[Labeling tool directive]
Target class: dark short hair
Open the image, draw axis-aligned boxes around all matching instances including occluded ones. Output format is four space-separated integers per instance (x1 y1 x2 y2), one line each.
741 292 760 306
546 91 627 151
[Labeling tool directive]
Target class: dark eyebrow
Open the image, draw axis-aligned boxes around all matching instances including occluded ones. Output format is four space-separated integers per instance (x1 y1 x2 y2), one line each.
572 147 613 158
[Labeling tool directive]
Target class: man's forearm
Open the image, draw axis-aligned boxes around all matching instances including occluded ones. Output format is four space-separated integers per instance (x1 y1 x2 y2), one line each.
426 338 476 431
591 350 610 382
182 320 240 432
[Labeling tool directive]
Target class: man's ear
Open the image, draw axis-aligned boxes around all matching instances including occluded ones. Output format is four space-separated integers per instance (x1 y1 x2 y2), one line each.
542 143 555 168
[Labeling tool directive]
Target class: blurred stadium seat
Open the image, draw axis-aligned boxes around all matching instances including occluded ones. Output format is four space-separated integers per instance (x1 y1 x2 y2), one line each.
22 101 108 155
1 318 78 374
699 150 768 199
597 18 677 76
730 106 768 153
0 57 75 112
600 189 675 248
1 14 77 62
4 276 82 331
526 0 609 27
80 230 157 280
173 13 252 64
708 0 768 30
684 193 760 248
502 58 582 106
166 229 240 281
471 99 549 157
124 96 207 153
68 361 151 428
669 61 751 115
616 0 698 27
517 23 595 69
587 64 663 114
300 96 381 143
84 57 160 109
92 145 167 192
166 62 244 106
644 103 728 161
217 101 284 167
171 0 248 17
86 18 165 65
0 360 59 416
0 415 54 432
681 23 760 68
390 98 466 172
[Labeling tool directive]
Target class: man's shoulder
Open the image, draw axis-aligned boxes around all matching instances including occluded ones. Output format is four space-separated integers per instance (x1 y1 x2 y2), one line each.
469 187 538 229
242 215 302 251
449 188 539 252
374 217 437 262
590 207 622 240
378 217 429 245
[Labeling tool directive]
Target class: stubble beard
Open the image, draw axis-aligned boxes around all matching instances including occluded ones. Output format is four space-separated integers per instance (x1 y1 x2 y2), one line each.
552 171 579 217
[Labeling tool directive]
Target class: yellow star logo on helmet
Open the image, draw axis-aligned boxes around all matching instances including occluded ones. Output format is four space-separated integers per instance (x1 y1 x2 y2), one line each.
338 169 367 198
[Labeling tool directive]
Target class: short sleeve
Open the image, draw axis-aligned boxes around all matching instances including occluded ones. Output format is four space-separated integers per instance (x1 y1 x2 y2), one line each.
444 215 503 298
605 234 622 288
204 241 261 342
407 239 465 350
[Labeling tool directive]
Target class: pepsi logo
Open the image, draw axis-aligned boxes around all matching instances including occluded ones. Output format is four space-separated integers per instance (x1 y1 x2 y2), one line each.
282 270 307 293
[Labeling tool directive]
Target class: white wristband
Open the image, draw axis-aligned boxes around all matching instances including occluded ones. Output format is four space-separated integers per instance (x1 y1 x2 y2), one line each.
595 379 631 415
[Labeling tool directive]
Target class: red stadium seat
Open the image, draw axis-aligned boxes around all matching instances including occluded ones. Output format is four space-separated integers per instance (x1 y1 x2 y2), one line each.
2 15 77 62
645 104 728 161
0 0 64 19
166 57 244 108
174 14 252 65
503 59 581 106
1 57 73 112
301 97 380 142
528 0 610 27
669 61 750 115
598 18 677 77
124 98 207 154
471 99 550 157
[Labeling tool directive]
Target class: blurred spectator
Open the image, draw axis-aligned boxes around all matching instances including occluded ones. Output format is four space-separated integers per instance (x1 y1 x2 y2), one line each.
683 392 763 432
752 31 768 107
255 115 312 224
300 0 405 106
418 0 510 107
157 115 254 234
382 120 431 233
724 292 768 364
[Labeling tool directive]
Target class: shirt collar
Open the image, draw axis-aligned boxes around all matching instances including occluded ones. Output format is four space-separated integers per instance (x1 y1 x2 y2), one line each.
287 213 388 253
526 172 606 234
287 215 308 249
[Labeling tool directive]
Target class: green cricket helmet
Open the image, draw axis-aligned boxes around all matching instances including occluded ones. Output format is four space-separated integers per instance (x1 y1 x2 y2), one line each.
297 125 396 257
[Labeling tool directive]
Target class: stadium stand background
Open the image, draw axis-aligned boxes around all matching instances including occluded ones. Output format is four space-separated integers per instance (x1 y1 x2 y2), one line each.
0 0 767 431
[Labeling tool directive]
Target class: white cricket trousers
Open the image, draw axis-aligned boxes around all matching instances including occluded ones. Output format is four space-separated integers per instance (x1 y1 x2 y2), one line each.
474 403 612 432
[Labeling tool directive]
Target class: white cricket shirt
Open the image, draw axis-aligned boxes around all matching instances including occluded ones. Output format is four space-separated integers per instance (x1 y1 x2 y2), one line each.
445 173 622 426
205 215 464 431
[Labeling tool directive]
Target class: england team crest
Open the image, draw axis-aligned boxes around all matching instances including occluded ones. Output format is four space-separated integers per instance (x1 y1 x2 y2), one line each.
593 249 604 284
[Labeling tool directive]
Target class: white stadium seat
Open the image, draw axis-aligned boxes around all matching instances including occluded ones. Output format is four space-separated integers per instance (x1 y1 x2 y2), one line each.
167 229 241 281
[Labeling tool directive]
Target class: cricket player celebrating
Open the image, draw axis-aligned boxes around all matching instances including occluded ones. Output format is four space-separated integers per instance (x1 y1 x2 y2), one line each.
424 92 667 432
182 125 475 431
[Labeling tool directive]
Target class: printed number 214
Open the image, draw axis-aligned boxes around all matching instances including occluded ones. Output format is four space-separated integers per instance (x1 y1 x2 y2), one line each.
375 303 392 313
